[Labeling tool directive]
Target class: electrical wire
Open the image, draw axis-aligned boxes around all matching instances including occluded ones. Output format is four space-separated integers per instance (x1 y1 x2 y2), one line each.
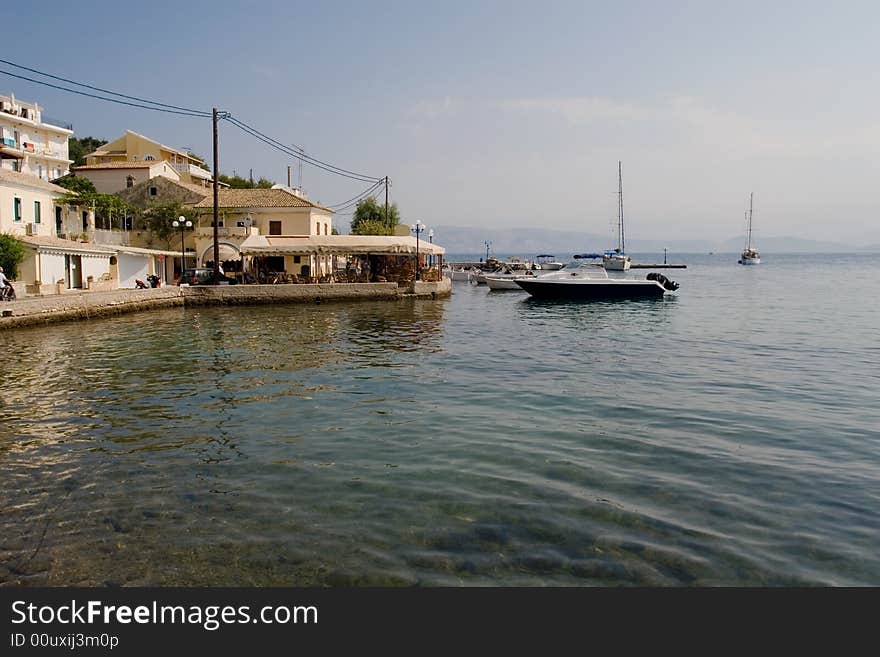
328 179 385 208
0 58 211 116
224 115 381 182
0 69 209 117
0 59 386 185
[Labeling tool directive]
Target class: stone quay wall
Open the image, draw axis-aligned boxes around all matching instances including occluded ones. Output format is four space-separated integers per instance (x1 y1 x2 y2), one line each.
0 279 451 330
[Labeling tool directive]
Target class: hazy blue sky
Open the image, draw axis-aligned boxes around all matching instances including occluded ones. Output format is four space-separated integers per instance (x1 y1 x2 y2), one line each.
4 0 879 244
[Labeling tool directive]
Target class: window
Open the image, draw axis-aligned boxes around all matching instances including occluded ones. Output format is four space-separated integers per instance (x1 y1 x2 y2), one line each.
126 175 134 188
34 201 41 224
149 187 157 196
13 197 21 222
145 155 155 161
316 222 320 234
324 223 328 235
269 221 282 235
82 210 88 231
293 255 301 264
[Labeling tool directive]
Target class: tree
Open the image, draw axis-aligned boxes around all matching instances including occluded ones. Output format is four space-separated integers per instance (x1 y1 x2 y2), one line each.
52 174 97 195
217 174 276 189
0 234 26 280
350 196 400 235
139 203 198 248
67 136 108 167
55 185 139 231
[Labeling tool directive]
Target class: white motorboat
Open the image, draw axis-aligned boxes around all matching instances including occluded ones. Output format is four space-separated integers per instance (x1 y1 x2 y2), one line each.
738 193 761 265
602 161 632 271
535 255 565 270
484 270 540 290
515 264 679 300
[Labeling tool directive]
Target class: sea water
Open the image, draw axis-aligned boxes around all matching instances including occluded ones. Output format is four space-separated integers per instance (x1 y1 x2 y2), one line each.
1 253 878 585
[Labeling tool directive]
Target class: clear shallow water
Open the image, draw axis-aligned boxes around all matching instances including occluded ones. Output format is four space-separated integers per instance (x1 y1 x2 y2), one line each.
1 253 878 586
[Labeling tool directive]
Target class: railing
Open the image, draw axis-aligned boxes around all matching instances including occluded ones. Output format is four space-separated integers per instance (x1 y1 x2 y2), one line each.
196 225 249 238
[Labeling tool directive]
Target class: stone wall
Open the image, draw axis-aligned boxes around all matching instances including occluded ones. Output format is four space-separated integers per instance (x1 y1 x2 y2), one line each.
0 278 452 330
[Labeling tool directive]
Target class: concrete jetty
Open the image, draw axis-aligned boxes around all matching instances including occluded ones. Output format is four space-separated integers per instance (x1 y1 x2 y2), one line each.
0 279 451 330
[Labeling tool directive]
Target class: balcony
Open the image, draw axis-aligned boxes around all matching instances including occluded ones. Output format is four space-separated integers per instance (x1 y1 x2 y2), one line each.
172 162 212 180
196 225 249 238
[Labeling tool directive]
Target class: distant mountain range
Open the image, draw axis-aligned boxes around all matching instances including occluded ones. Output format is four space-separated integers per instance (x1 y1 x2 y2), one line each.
429 225 879 255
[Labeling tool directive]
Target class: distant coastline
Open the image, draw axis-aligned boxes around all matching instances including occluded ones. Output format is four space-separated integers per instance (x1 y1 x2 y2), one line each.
430 225 880 255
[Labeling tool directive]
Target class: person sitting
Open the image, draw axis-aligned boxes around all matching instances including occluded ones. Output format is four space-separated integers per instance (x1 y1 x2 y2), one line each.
0 266 13 300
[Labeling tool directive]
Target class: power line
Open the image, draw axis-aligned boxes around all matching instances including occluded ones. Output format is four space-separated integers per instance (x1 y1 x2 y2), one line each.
0 58 211 116
224 115 381 183
0 60 385 185
0 68 210 117
328 179 385 208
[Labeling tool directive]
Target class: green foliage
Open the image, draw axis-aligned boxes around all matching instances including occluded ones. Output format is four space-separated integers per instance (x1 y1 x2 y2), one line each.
52 174 97 195
350 196 400 235
67 136 107 167
186 152 210 171
139 203 197 247
56 186 141 229
0 233 26 280
217 174 276 189
351 219 393 236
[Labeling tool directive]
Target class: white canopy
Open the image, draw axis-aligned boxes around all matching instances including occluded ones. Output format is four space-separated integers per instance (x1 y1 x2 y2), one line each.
240 235 445 257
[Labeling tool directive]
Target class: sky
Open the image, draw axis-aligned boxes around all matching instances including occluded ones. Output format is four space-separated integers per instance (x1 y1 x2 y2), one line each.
4 0 879 245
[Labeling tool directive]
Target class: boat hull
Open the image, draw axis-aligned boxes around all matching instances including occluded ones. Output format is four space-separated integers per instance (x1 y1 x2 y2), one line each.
515 278 668 300
602 255 631 271
738 256 761 265
485 276 529 290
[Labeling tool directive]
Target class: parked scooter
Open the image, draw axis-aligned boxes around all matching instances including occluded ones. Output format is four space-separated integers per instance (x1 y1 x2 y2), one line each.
0 283 16 301
146 274 160 288
135 279 148 289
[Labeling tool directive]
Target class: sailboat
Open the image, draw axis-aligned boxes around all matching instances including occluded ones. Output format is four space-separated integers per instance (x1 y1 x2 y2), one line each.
738 192 761 265
603 161 632 271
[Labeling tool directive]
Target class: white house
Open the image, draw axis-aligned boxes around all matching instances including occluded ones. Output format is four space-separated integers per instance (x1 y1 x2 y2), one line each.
0 92 73 182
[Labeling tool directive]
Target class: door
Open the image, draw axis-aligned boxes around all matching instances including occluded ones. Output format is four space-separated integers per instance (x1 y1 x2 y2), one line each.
55 206 63 236
66 255 83 289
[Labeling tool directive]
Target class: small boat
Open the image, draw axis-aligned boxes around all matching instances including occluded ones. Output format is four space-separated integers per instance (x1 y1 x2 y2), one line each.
515 264 679 300
602 161 632 271
484 269 540 290
738 192 761 265
535 255 565 270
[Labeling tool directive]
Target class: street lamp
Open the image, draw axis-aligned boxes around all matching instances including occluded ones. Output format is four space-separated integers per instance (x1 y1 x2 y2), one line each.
411 220 426 280
428 229 434 269
172 215 193 276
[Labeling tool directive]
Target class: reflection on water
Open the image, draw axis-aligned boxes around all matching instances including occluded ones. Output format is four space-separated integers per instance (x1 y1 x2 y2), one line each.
2 259 880 586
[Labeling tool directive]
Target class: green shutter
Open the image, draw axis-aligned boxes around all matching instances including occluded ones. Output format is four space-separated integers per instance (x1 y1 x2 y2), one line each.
13 197 21 222
34 201 41 224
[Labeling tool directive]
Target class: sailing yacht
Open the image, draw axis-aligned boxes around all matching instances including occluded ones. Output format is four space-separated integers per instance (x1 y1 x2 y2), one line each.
738 193 761 265
603 161 632 271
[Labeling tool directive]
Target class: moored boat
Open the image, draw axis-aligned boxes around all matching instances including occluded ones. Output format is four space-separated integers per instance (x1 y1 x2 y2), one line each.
515 264 679 300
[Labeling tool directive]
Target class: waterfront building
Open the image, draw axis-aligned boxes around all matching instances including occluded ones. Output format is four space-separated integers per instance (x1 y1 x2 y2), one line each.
1 168 180 292
0 92 73 182
192 186 335 278
78 130 216 189
73 159 183 194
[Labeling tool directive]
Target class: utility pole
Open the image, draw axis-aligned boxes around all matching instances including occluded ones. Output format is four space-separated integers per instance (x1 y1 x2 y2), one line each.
384 176 389 227
212 107 220 284
287 165 291 188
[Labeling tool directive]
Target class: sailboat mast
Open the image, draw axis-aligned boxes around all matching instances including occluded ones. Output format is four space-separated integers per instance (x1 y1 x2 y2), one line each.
747 192 754 250
618 160 625 254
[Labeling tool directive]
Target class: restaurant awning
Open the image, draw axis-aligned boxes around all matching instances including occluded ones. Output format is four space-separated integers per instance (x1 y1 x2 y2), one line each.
240 235 445 257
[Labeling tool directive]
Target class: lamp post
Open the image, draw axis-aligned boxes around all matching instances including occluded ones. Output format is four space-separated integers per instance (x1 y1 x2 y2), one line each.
428 229 434 269
411 220 426 280
172 215 193 276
